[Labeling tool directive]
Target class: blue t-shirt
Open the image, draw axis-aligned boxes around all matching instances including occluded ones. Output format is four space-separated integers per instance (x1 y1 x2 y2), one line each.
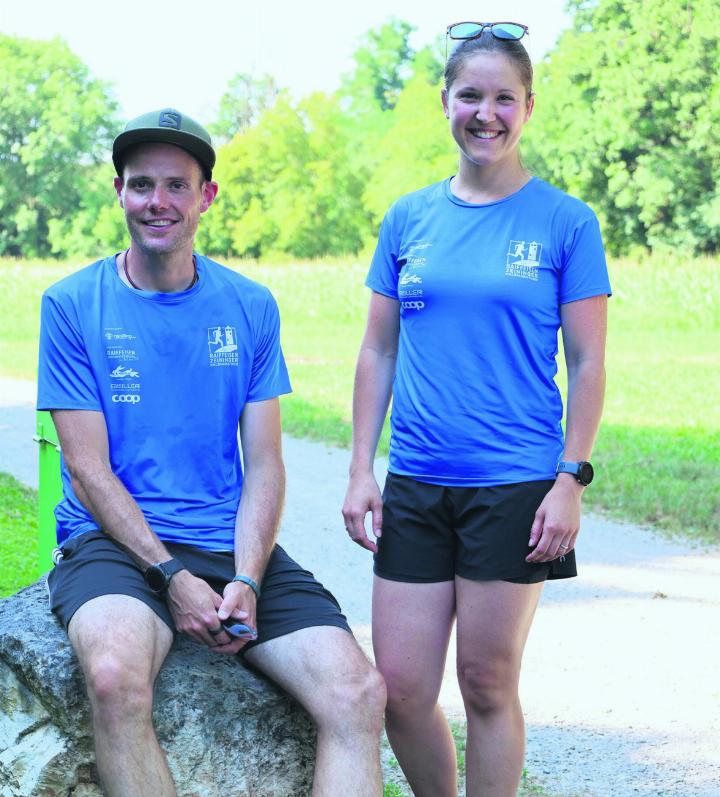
366 177 611 486
37 254 292 549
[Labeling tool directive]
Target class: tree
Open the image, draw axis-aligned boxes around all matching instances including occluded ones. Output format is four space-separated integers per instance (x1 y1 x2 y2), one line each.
0 35 119 257
210 73 280 142
523 0 720 254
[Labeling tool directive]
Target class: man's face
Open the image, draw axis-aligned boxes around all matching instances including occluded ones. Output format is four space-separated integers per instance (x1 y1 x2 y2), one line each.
114 143 218 257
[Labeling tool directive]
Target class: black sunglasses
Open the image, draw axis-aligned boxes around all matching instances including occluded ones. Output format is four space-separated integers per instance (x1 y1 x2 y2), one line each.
446 21 529 58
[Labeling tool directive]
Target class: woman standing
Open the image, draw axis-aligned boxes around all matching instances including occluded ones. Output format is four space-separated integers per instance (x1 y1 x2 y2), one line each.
342 22 610 797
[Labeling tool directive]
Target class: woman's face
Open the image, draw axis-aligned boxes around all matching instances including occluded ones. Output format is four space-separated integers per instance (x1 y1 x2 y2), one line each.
442 52 534 171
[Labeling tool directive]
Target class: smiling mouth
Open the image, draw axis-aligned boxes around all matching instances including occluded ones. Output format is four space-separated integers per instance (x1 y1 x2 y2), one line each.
469 129 502 140
143 220 177 228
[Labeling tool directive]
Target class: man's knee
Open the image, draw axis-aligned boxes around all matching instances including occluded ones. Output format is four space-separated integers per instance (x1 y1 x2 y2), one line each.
83 653 154 722
318 660 386 732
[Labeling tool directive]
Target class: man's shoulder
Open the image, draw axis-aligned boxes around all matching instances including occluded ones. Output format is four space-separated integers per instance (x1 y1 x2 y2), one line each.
43 257 112 302
198 256 275 302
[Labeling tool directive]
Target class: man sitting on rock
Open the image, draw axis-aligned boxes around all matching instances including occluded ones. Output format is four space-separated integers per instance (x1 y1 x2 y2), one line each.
37 108 386 797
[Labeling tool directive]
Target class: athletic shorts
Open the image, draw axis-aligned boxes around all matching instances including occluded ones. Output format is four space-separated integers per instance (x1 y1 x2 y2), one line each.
46 530 351 651
374 473 577 584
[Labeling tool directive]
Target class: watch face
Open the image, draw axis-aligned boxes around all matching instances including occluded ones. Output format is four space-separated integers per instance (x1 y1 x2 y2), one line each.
145 564 168 592
578 462 594 485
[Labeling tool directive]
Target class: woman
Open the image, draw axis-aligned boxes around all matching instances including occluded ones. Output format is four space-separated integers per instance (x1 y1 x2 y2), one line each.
342 21 610 797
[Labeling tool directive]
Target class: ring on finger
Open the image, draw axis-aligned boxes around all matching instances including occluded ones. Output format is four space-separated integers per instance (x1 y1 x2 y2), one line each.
558 544 569 551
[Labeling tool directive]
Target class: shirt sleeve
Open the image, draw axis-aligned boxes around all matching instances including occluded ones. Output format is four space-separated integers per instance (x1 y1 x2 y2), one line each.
246 291 292 403
559 213 612 304
365 204 402 299
37 291 102 411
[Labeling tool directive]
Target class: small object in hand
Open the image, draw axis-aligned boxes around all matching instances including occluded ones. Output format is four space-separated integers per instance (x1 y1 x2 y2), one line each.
221 620 258 640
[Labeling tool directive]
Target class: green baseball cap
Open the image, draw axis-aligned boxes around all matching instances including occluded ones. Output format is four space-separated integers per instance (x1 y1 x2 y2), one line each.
112 108 216 180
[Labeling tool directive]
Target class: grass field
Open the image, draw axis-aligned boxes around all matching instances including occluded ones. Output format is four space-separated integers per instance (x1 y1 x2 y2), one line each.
0 254 718 545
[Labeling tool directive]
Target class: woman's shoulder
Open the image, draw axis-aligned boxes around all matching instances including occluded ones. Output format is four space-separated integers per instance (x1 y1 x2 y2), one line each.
383 179 449 222
526 178 598 223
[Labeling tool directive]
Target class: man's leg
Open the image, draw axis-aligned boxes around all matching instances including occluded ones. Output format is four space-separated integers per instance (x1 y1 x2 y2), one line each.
244 625 386 797
68 594 175 797
372 576 458 797
455 577 544 797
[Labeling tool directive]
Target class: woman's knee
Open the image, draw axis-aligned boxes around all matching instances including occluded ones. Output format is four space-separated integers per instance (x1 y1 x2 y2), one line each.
457 658 519 715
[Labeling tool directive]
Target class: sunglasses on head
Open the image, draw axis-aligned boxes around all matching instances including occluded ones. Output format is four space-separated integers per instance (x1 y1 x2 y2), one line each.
447 21 530 42
446 21 529 58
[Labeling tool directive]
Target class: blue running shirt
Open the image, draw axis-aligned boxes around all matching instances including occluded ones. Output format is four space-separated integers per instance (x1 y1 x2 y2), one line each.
38 255 291 549
366 177 611 486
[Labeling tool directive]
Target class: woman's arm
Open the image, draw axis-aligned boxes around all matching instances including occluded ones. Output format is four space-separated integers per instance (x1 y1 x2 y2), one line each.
526 294 608 563
342 292 400 553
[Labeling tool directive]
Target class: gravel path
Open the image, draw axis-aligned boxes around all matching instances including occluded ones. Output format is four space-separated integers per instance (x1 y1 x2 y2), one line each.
2 377 719 796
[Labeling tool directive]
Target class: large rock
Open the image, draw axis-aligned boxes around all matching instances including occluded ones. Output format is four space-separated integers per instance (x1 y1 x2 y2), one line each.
0 581 316 796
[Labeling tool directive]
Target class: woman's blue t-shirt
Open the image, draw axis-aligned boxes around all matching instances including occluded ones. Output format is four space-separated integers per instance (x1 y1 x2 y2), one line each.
366 177 611 486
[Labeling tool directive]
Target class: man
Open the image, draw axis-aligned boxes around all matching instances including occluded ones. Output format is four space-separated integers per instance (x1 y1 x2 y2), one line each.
38 108 385 797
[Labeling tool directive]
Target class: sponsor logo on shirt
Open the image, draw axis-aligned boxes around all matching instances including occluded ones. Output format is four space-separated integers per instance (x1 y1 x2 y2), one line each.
401 300 425 310
110 365 139 378
112 394 141 403
400 273 422 286
505 240 542 281
208 326 239 367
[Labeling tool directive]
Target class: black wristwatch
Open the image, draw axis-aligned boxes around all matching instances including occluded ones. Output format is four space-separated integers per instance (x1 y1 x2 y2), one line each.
556 460 594 486
144 558 186 593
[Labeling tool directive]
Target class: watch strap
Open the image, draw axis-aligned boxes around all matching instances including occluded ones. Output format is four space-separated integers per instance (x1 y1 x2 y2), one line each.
232 574 261 599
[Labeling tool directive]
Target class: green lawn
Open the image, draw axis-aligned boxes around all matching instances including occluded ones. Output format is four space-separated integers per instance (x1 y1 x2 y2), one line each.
1 254 718 543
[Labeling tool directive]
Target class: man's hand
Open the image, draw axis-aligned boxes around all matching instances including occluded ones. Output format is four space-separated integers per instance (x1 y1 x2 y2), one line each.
342 470 383 554
165 570 244 653
526 477 582 563
211 580 258 654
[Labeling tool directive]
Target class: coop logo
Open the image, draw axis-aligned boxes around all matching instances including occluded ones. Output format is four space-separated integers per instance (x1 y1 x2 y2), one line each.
401 300 425 310
208 325 239 367
112 394 140 404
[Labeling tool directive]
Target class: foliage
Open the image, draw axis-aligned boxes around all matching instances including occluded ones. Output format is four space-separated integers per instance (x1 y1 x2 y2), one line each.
0 35 120 258
0 473 38 598
199 93 371 258
209 73 280 142
524 0 720 254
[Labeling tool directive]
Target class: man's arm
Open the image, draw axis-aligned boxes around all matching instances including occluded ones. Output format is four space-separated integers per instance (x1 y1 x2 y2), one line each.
216 398 285 642
52 408 234 649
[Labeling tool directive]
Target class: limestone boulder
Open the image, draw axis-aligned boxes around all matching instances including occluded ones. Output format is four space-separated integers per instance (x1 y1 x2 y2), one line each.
0 581 316 796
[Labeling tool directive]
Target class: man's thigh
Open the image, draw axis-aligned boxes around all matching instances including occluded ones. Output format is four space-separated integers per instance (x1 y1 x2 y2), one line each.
69 594 173 685
244 625 370 712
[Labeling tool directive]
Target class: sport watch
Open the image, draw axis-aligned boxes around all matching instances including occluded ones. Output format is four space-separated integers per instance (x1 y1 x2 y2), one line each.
144 559 187 593
556 460 594 486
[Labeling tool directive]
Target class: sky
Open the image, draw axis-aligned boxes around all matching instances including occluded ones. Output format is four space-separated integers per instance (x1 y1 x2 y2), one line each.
2 0 574 123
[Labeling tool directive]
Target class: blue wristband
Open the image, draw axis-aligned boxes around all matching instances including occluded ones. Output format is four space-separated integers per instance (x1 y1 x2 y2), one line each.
232 574 261 599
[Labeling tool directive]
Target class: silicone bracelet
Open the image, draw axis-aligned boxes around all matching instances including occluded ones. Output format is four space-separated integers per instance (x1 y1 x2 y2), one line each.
232 574 261 599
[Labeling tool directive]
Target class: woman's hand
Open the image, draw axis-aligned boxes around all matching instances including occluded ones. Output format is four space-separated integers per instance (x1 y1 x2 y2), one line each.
342 470 383 554
526 476 583 563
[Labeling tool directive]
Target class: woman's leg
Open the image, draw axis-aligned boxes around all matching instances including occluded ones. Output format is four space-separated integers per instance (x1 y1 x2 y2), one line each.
455 577 544 797
373 575 458 797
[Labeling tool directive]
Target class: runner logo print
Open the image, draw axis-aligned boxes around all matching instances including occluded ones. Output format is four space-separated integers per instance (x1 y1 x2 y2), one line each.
208 326 239 367
505 240 542 281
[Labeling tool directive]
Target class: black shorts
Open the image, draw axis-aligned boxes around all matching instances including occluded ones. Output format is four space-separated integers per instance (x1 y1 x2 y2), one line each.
374 473 577 584
47 531 351 651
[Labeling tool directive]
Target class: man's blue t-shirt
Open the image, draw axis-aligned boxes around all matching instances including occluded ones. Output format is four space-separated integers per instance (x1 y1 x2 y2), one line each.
366 177 611 486
37 254 291 549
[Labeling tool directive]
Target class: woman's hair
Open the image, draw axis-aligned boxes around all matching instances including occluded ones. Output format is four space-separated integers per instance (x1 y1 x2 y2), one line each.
444 31 533 100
